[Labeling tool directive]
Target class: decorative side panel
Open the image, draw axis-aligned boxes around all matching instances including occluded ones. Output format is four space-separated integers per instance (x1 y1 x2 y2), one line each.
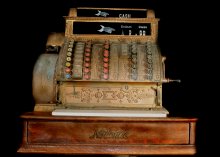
152 44 161 81
137 44 147 81
90 44 103 80
109 43 119 80
118 43 130 81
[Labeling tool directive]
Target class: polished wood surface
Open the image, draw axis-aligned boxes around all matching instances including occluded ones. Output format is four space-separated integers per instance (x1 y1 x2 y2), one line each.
17 112 197 155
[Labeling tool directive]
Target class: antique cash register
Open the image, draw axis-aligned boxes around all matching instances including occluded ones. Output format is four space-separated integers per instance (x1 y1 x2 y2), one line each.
32 7 180 116
17 8 197 155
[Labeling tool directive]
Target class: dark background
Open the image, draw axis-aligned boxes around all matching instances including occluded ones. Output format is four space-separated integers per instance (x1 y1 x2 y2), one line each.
11 0 217 157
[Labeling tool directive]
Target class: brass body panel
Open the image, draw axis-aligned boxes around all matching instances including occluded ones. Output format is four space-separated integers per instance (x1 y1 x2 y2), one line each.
32 8 176 112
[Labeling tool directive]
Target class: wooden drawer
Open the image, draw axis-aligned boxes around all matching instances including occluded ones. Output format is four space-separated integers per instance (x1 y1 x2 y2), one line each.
17 112 197 155
28 121 189 145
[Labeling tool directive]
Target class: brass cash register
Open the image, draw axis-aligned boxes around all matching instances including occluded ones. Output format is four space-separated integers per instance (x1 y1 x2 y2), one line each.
32 7 180 116
17 8 197 155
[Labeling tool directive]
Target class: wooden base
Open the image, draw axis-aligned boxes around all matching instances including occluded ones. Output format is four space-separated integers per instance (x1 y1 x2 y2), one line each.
17 112 197 155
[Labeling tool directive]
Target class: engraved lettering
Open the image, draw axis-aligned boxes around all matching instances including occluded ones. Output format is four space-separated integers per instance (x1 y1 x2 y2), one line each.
119 14 131 18
121 25 132 29
89 128 128 139
138 26 148 29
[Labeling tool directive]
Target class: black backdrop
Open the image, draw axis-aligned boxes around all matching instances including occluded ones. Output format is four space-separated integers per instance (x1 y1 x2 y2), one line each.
12 0 217 157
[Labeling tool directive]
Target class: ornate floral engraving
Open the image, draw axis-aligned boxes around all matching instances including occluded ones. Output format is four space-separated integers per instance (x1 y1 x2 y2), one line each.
61 83 156 107
81 88 91 103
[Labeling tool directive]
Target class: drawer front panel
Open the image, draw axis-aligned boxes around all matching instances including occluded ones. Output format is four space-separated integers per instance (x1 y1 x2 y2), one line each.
28 121 189 145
